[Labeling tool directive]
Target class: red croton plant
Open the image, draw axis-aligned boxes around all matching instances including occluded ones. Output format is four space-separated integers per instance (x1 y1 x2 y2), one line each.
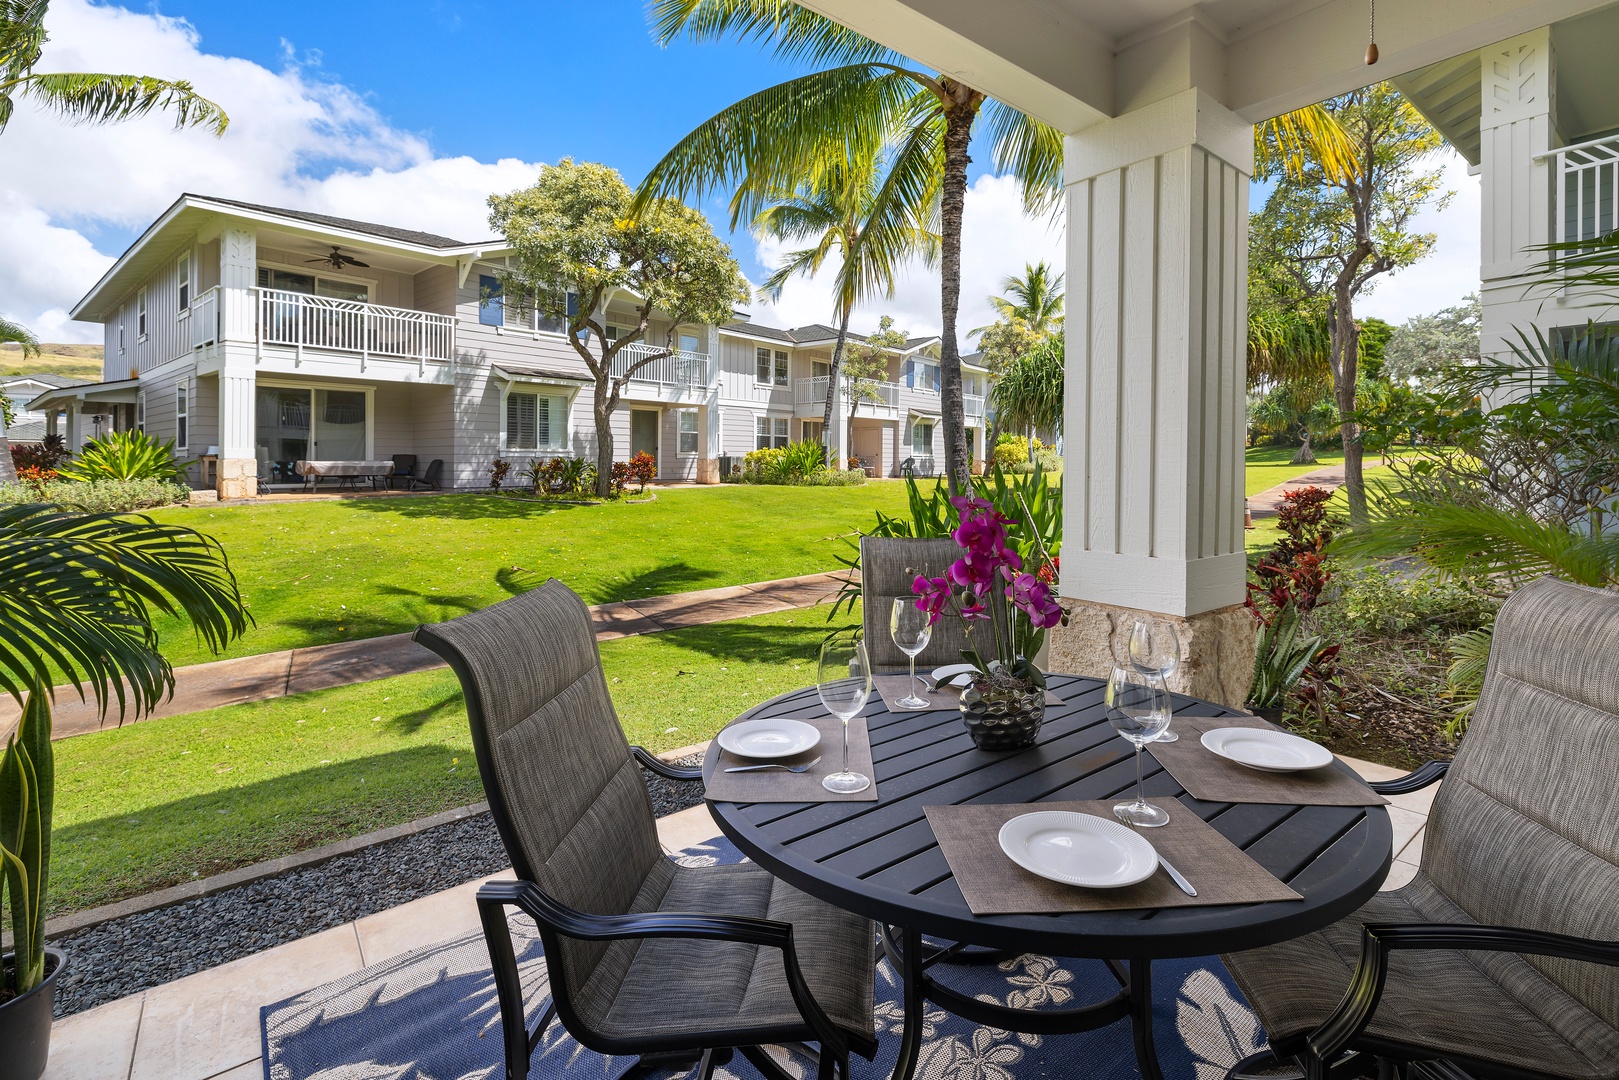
1246 486 1344 717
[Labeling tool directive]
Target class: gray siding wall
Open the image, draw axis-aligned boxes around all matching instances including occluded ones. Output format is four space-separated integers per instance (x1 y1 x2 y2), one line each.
107 244 193 378
660 406 698 481
256 246 416 310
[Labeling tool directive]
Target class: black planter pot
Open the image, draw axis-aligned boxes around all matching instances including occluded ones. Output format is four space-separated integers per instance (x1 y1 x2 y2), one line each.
0 948 67 1080
1251 705 1286 725
960 680 1046 750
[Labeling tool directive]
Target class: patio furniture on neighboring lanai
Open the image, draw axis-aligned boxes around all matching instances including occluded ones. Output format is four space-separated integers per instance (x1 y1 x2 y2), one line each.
1223 575 1619 1080
861 536 975 673
388 454 417 490
405 458 442 491
413 580 879 1080
296 459 395 491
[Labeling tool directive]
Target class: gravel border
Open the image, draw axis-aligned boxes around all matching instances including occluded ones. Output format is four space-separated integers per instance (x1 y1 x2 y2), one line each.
51 759 706 1018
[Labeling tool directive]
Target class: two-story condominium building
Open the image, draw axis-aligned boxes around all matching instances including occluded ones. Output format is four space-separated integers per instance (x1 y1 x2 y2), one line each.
45 194 988 496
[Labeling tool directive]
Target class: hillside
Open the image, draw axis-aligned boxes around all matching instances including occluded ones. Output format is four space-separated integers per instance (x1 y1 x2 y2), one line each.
0 342 104 380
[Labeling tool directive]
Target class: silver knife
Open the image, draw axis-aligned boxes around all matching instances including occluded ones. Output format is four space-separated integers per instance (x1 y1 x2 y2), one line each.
1158 854 1197 896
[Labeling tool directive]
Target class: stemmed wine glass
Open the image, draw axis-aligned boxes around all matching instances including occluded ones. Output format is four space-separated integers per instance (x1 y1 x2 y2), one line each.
1106 665 1172 827
818 636 873 794
1129 619 1181 743
890 598 933 709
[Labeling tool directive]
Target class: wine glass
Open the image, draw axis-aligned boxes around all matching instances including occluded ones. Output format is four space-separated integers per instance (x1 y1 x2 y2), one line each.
818 636 873 794
1106 665 1172 827
1129 619 1181 743
891 598 933 709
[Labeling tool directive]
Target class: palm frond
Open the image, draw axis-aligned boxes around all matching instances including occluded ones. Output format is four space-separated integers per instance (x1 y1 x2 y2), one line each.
1255 103 1359 184
4 72 227 135
0 316 37 357
648 0 898 66
1248 305 1331 391
981 99 1063 214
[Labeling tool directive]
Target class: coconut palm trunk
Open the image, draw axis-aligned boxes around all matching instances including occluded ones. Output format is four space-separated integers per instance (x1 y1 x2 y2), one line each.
938 82 983 496
822 309 853 466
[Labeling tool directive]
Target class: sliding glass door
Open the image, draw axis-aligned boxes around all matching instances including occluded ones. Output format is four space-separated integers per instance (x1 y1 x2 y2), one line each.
255 385 371 481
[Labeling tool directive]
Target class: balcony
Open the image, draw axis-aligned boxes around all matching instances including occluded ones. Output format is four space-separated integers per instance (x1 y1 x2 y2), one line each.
606 341 710 395
256 287 456 365
793 376 902 418
1553 134 1619 247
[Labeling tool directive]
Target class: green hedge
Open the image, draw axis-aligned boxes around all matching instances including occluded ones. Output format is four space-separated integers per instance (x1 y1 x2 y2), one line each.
0 478 192 513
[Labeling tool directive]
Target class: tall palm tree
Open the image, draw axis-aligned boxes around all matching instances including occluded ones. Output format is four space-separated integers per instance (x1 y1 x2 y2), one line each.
982 261 1063 337
0 317 38 487
0 506 249 995
636 0 1061 496
755 146 939 464
0 0 227 134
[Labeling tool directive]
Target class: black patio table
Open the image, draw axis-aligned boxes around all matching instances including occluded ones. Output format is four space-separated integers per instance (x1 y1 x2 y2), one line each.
702 672 1393 1080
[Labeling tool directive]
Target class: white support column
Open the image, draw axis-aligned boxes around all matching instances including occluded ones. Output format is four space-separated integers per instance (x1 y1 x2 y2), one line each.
832 377 850 469
1049 89 1254 708
216 225 259 498
65 403 82 450
697 325 722 483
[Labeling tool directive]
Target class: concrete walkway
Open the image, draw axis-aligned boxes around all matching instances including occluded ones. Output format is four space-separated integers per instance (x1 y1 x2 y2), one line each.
44 757 1439 1080
1248 462 1348 517
4 571 847 743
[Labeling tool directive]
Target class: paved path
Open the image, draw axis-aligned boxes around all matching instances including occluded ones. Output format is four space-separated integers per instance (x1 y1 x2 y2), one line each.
1248 462 1348 517
5 571 847 743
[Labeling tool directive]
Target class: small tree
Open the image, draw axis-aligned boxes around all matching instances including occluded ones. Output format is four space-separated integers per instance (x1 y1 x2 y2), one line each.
490 160 749 496
841 316 906 452
1384 295 1481 385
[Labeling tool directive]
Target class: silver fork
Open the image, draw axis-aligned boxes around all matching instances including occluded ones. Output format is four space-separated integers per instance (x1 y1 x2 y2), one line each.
724 757 822 773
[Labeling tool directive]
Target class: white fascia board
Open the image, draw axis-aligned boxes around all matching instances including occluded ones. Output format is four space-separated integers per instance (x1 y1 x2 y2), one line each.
718 326 798 348
27 377 141 412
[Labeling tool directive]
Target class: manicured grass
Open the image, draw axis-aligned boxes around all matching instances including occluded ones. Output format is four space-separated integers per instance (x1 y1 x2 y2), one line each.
1244 464 1407 556
144 485 907 667
48 602 858 916
1244 446 1347 496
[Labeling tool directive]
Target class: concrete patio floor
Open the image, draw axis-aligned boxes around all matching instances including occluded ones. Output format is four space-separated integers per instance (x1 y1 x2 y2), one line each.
44 754 1436 1080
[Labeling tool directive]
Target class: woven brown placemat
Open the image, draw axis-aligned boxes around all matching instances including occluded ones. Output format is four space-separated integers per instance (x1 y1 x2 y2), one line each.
924 799 1301 915
1149 714 1387 806
873 674 1063 713
704 713 878 802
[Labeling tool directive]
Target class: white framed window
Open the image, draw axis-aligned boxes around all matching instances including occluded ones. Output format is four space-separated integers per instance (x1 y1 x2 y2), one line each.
811 360 830 380
135 392 145 433
256 266 368 302
801 420 825 445
505 391 568 451
772 350 788 385
755 416 789 450
911 420 934 455
677 409 699 454
754 347 788 386
907 359 939 391
137 288 147 339
117 319 125 354
178 253 191 312
175 383 189 449
536 290 579 336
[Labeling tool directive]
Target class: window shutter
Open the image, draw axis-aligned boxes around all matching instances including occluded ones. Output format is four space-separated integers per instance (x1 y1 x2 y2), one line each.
904 359 914 388
479 276 504 327
507 393 536 448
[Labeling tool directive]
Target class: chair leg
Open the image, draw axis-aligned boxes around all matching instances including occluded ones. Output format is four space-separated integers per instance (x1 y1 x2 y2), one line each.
740 1045 806 1080
477 897 534 1080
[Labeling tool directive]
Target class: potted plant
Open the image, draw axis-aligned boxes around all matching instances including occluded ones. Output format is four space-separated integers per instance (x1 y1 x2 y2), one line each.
0 505 249 1080
912 495 1064 749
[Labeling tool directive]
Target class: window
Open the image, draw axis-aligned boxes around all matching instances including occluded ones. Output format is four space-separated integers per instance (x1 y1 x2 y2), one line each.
536 290 578 335
912 420 934 455
906 360 939 391
802 420 825 445
175 383 189 449
178 253 191 311
478 275 504 327
811 360 830 380
772 350 789 385
118 319 124 354
256 267 368 301
755 416 789 450
506 391 567 450
137 288 147 339
677 410 699 454
754 347 789 385
755 347 773 384
135 393 145 433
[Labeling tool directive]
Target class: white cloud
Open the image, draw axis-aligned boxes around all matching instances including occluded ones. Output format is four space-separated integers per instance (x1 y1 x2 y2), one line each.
1353 152 1481 325
742 173 1066 342
0 0 545 343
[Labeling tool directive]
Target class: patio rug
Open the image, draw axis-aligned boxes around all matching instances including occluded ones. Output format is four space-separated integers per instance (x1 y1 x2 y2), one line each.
261 837 1271 1080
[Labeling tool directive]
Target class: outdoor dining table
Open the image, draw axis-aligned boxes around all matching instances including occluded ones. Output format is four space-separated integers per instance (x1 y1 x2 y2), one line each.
295 459 395 491
703 672 1394 1080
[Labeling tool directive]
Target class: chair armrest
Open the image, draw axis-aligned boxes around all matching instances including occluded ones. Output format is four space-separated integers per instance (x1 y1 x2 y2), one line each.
631 744 702 781
1368 760 1449 795
1305 922 1619 1075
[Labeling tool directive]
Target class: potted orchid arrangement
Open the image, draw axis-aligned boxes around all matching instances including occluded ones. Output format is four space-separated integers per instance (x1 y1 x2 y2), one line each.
913 495 1065 749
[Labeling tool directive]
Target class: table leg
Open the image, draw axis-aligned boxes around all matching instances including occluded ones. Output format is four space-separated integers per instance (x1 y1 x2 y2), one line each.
1128 959 1164 1080
888 925 925 1080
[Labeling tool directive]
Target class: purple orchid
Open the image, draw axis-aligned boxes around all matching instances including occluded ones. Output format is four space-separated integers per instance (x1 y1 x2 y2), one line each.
912 574 951 625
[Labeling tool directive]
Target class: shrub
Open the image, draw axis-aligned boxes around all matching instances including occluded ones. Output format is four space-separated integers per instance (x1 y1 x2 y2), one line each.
799 468 866 487
742 441 827 484
487 458 512 490
993 433 1029 468
627 451 656 493
742 446 785 480
12 434 68 472
0 478 190 513
57 430 191 482
1316 565 1499 640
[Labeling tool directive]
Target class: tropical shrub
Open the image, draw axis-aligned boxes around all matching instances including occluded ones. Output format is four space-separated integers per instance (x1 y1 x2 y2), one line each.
609 460 633 496
992 432 1028 468
0 478 190 513
1247 600 1326 711
11 434 68 473
742 440 831 485
487 458 512 490
627 451 657 492
798 468 866 487
56 430 191 483
1316 565 1499 640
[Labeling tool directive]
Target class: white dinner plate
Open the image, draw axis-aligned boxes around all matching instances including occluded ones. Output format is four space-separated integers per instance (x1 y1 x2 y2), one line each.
1200 727 1334 773
997 811 1160 889
931 663 979 688
716 718 821 760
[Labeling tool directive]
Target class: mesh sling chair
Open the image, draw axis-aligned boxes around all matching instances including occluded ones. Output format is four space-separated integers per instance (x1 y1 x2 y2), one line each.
413 580 878 1080
860 536 974 673
1223 577 1619 1080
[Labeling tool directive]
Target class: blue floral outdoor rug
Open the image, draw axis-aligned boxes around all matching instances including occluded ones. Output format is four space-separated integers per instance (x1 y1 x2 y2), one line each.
261 837 1269 1079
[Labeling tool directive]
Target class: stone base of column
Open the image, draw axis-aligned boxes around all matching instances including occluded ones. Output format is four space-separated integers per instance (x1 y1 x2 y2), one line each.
1047 599 1256 710
696 458 720 485
216 457 258 500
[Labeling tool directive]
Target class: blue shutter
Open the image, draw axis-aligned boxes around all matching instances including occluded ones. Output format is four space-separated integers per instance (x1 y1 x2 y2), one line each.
932 364 941 392
566 291 580 317
904 359 914 388
479 275 503 327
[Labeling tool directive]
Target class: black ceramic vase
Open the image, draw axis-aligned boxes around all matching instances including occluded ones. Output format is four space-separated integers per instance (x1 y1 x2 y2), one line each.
959 679 1045 750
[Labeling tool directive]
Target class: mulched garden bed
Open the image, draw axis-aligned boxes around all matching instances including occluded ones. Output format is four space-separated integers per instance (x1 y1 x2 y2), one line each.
1294 633 1460 772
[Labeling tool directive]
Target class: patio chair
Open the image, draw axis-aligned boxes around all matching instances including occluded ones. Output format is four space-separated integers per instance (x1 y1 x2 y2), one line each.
413 581 878 1080
407 458 442 491
1223 576 1619 1080
389 453 417 490
861 536 975 673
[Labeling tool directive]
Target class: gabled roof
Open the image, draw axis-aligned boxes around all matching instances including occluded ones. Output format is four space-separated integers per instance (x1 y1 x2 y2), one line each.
193 195 487 250
1 373 89 390
720 321 949 356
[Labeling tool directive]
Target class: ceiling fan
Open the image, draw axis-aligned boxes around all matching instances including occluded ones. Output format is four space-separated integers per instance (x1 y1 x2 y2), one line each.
305 245 370 269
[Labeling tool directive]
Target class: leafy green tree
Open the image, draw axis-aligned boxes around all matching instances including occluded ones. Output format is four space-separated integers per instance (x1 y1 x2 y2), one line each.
842 315 905 448
1252 84 1449 524
1384 294 1481 385
1251 382 1339 464
489 160 750 496
637 0 1061 496
755 149 938 464
1357 317 1394 381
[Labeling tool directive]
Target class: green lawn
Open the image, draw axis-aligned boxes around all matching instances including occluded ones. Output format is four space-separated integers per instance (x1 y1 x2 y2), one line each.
1244 446 1347 496
49 602 857 916
146 485 909 667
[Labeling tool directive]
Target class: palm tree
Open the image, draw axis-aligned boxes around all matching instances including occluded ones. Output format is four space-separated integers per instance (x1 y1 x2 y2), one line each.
981 261 1063 337
0 317 38 486
755 147 939 464
0 506 249 995
1255 103 1360 184
636 0 1060 497
1 1 228 134
989 333 1063 456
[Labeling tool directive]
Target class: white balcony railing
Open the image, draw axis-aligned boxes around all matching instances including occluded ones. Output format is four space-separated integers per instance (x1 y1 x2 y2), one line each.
965 393 985 417
794 376 902 410
607 341 709 389
1550 135 1619 247
256 287 455 363
189 286 220 349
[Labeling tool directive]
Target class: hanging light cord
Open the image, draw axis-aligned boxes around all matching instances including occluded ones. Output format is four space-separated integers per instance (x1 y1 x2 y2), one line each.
1366 0 1380 65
